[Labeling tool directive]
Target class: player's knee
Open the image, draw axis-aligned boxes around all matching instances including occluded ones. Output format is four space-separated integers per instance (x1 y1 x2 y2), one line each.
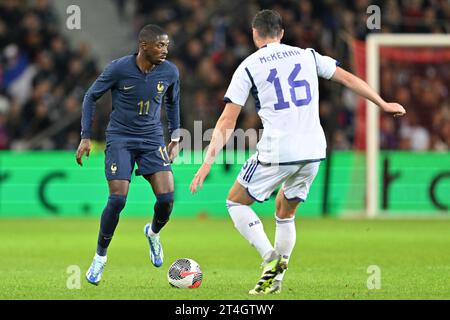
154 192 174 221
108 194 127 212
156 192 174 211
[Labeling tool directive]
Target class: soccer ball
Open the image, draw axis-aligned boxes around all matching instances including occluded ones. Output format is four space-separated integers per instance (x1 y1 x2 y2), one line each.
167 258 203 288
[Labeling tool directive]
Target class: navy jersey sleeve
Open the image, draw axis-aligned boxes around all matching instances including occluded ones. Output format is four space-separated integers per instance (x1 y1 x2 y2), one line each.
80 62 117 139
165 66 181 141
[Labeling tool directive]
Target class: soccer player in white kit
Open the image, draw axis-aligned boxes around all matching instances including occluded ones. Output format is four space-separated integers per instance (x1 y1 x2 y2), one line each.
190 10 405 294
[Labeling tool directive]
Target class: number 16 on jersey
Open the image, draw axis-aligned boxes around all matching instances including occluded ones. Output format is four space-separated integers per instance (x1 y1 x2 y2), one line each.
267 63 312 110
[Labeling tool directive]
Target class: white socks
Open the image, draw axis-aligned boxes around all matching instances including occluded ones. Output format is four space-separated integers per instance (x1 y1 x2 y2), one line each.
274 216 296 258
226 200 274 259
274 216 296 281
147 226 157 237
226 200 297 282
94 253 107 262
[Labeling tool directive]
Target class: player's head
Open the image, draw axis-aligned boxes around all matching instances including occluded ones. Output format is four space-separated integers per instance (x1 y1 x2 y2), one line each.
138 24 169 65
251 9 284 48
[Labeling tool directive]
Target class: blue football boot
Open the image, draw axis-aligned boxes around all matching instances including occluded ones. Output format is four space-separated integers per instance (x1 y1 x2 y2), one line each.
86 254 107 285
144 223 164 267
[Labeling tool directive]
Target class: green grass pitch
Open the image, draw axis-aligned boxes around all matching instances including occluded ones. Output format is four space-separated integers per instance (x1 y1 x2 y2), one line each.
1 217 449 300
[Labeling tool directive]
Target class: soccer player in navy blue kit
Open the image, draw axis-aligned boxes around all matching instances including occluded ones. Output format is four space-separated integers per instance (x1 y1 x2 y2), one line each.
76 24 181 285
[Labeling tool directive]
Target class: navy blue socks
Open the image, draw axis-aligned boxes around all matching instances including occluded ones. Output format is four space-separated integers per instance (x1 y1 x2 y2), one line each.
96 194 127 256
151 192 174 234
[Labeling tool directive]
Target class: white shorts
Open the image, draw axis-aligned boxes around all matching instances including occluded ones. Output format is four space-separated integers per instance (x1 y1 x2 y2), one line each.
237 153 320 203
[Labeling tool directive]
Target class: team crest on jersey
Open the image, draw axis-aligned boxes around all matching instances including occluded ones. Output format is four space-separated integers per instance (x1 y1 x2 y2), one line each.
157 81 164 93
111 163 117 175
154 81 165 103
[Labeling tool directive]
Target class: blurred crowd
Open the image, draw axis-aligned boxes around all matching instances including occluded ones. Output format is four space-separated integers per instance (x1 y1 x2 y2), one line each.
0 0 449 151
380 57 450 151
0 0 100 150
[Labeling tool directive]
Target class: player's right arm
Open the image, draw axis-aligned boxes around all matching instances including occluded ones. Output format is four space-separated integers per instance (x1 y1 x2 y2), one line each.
331 67 406 117
76 62 118 166
190 62 251 193
189 102 242 193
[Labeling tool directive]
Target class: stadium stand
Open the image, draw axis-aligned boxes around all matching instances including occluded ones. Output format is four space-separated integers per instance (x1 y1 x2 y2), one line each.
0 0 449 151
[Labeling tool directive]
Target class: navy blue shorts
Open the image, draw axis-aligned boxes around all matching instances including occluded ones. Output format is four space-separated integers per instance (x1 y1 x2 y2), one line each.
104 140 172 181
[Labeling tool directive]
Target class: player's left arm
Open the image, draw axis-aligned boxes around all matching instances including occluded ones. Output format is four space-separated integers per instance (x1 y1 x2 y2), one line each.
165 68 181 161
189 102 242 193
331 67 406 117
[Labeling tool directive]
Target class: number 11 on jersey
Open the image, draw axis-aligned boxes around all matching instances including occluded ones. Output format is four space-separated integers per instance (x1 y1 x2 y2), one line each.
138 100 150 115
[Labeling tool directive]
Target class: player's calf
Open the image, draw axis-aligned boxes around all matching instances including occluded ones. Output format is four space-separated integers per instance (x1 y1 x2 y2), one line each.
97 194 127 256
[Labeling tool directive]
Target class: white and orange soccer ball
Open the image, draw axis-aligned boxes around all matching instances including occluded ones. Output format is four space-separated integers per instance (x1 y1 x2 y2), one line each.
167 258 202 288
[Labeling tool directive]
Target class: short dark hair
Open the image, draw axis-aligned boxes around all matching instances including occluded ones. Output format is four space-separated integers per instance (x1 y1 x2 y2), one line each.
138 24 167 42
252 9 283 38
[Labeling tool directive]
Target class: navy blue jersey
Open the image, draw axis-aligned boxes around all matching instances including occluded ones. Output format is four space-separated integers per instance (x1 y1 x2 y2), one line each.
81 54 180 143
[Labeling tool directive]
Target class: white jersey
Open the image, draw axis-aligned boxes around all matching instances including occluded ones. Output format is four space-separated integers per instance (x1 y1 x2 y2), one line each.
224 42 338 164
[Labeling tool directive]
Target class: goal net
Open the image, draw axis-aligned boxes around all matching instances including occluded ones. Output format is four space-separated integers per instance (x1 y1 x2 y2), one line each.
351 34 450 217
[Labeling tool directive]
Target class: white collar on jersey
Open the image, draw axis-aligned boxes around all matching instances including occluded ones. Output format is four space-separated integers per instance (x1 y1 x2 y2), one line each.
261 42 281 49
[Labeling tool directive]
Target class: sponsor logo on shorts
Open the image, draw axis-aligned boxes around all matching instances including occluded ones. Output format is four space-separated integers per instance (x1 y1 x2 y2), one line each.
111 163 117 174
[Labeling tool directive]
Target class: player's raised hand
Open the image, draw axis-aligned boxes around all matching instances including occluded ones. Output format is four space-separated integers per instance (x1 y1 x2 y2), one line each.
76 138 91 166
382 102 406 118
190 163 212 194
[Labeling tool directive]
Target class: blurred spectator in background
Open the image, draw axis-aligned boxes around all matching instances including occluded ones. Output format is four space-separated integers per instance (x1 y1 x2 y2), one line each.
399 111 430 151
0 0 101 149
0 93 9 149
